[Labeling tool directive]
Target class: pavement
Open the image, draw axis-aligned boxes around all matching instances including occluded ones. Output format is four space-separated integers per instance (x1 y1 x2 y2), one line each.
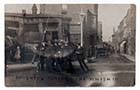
120 54 135 62
5 53 135 86
6 63 36 72
5 63 135 86
6 53 135 72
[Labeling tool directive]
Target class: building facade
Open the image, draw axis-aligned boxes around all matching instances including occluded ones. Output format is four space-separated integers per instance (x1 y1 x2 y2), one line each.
40 4 98 24
5 5 72 44
112 4 136 56
83 10 99 57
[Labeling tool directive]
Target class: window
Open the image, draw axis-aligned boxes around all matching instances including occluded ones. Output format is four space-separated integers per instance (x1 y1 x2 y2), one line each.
52 31 58 40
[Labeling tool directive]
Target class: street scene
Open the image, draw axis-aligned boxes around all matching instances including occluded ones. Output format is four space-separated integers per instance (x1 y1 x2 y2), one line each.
5 4 136 86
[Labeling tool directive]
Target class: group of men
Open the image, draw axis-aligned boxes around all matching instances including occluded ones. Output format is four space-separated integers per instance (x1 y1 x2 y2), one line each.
31 30 89 73
32 40 89 73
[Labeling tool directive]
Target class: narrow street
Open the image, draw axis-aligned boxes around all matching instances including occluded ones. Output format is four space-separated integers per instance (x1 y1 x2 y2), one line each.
5 54 135 87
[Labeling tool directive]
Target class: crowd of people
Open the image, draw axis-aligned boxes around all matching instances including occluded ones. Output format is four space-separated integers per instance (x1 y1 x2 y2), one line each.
5 30 90 74
31 39 89 73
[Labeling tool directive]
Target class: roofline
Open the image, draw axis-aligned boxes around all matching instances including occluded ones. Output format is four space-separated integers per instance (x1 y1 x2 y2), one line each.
5 12 72 20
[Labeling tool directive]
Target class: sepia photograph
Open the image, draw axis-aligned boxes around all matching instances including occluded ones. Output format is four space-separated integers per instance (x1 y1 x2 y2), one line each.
5 4 136 87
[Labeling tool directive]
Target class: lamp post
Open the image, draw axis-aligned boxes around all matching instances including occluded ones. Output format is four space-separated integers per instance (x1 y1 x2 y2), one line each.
80 10 85 47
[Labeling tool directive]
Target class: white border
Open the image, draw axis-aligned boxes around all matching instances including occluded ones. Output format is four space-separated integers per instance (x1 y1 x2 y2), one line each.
0 0 140 90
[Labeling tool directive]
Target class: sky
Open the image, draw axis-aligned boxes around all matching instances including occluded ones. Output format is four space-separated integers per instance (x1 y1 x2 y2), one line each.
98 4 130 41
5 4 130 41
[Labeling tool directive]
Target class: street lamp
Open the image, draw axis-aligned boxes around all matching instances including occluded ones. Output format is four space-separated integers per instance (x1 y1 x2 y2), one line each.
80 9 85 47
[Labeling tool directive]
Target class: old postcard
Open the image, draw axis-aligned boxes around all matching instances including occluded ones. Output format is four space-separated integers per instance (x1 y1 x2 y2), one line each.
5 4 135 87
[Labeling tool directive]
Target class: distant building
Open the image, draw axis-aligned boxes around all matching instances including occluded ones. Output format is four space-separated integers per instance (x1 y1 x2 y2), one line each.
112 29 120 53
112 4 136 56
5 4 72 44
